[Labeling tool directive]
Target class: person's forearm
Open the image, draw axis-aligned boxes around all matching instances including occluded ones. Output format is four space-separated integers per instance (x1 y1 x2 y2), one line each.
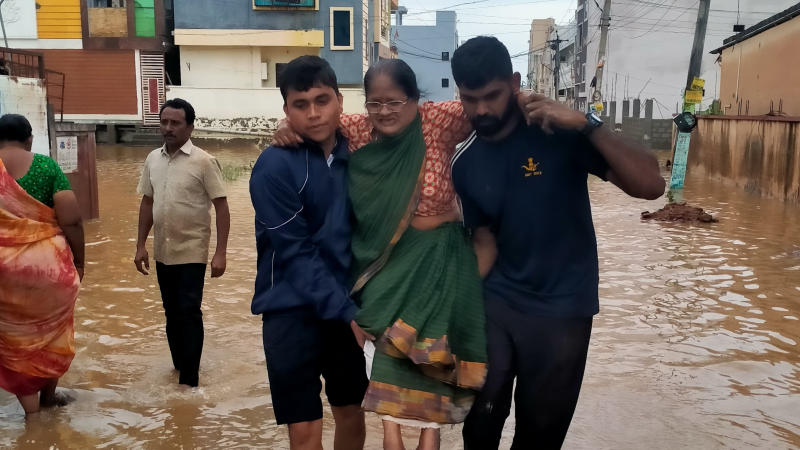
475 243 497 278
137 198 154 249
588 126 665 200
62 222 85 268
214 200 230 254
472 227 497 278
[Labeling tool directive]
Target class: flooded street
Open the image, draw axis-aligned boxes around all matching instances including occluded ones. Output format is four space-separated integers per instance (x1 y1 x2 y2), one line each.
1 142 798 449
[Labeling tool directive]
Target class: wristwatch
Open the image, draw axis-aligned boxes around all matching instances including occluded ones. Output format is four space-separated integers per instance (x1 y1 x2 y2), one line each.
580 112 604 136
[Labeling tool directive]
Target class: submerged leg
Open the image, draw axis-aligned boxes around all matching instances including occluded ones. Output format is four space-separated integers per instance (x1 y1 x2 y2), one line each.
383 420 406 450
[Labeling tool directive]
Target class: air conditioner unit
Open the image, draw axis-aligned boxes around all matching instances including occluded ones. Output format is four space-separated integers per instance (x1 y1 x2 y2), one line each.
261 62 269 81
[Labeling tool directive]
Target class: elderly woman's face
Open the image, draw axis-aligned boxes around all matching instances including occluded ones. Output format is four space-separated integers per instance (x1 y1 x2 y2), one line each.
365 73 419 137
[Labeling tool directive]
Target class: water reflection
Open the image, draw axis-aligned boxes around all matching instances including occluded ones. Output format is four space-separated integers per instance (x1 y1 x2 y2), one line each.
0 144 797 449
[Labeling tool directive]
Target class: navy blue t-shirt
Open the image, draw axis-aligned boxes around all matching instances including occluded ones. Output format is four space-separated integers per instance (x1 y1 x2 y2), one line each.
451 123 609 318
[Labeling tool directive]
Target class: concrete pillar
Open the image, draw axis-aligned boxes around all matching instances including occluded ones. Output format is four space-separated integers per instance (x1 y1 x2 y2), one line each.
609 101 617 124
622 100 630 117
104 124 119 144
645 99 654 119
54 123 99 220
633 98 641 118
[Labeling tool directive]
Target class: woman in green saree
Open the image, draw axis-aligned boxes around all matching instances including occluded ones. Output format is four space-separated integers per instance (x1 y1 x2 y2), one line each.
341 60 487 450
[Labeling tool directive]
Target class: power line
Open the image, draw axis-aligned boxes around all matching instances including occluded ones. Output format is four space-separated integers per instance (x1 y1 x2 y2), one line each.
397 49 448 61
613 0 783 15
395 37 442 57
614 0 673 29
403 0 561 16
630 0 693 38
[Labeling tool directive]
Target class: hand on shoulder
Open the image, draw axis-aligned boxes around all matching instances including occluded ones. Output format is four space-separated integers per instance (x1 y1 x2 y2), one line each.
517 91 587 134
271 119 304 148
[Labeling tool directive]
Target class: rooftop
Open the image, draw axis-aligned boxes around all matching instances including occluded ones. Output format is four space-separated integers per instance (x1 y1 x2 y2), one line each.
710 2 800 54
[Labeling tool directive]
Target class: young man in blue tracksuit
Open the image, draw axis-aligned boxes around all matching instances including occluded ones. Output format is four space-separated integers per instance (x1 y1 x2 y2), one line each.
249 56 368 450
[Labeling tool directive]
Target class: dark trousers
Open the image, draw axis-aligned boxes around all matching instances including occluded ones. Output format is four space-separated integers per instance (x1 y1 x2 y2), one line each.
463 299 593 450
156 262 206 387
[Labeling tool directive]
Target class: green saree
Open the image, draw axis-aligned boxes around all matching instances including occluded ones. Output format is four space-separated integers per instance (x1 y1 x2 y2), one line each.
349 114 487 424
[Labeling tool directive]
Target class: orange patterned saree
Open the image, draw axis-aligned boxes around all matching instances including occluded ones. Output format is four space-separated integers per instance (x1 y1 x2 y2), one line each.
0 159 79 396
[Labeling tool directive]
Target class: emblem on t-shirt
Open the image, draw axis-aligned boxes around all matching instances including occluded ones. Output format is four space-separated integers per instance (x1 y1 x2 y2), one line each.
522 157 542 177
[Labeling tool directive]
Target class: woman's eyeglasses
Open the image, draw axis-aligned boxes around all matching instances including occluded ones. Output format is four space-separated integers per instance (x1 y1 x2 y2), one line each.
365 100 408 114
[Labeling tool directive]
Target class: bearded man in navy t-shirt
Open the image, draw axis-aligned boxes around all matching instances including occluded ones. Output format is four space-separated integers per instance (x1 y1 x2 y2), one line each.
451 36 666 450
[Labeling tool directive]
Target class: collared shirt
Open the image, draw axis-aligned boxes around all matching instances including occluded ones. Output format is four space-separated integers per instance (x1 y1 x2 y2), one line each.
137 139 227 265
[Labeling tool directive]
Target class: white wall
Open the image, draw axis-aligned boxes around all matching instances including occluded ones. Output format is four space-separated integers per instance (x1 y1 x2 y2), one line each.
180 46 262 89
180 46 325 90
0 76 50 155
166 86 366 134
260 47 320 88
1 0 37 39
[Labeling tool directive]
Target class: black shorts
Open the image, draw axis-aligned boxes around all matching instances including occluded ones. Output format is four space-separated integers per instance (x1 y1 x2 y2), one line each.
262 306 368 425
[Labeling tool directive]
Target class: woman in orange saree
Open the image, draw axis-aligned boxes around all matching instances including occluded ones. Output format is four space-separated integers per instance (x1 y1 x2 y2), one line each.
0 114 83 414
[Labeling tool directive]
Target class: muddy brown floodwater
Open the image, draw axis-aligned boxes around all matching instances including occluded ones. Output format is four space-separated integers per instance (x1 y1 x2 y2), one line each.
1 143 798 449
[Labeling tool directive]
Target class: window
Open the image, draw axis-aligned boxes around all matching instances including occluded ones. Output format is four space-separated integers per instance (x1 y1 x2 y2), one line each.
135 0 156 37
330 7 354 50
442 78 449 88
442 52 449 61
276 63 289 86
87 0 128 37
89 0 125 6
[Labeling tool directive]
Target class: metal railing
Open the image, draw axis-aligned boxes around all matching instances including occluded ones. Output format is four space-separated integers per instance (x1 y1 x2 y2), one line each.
0 47 66 122
0 47 45 79
45 70 66 122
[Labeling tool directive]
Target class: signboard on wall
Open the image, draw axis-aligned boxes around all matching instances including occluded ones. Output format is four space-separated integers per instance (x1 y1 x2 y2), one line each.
669 131 691 190
0 0 38 39
254 0 315 7
56 136 79 174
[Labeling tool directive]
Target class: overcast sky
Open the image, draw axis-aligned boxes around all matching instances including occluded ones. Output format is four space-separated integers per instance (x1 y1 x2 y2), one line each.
397 0 798 115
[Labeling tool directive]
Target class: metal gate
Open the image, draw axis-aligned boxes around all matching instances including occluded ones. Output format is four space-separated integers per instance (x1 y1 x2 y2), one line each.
140 51 165 126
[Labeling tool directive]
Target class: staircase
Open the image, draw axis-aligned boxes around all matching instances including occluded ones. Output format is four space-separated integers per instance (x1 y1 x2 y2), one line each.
121 126 164 147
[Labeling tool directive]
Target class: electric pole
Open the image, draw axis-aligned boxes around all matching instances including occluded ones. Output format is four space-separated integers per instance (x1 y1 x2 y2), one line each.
669 0 711 196
591 0 612 109
549 32 566 101
685 0 711 94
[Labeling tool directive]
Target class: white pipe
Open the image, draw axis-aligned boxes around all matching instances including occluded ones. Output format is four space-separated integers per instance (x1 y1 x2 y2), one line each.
0 0 8 48
735 46 742 108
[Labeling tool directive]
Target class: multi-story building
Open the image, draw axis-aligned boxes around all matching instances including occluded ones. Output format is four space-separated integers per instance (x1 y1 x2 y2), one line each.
168 0 396 133
527 18 555 95
573 0 798 118
392 10 458 102
528 18 576 102
1 0 172 134
573 0 599 112
551 21 577 103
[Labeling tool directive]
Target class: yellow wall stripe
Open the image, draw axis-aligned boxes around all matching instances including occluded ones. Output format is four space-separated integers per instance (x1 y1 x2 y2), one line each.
37 0 83 39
